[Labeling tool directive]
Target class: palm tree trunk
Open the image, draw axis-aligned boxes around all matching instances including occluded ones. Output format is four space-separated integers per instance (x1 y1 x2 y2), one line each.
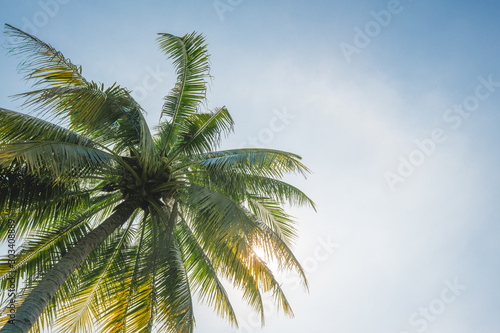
0 199 140 333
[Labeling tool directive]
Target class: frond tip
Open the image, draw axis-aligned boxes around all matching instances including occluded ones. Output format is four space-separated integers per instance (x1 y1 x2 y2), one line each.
156 31 211 155
4 23 87 88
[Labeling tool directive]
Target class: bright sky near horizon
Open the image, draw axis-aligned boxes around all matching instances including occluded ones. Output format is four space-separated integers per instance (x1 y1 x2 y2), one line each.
1 0 500 332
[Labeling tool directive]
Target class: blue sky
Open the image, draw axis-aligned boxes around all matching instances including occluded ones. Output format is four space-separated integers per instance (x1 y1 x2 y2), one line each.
1 0 500 332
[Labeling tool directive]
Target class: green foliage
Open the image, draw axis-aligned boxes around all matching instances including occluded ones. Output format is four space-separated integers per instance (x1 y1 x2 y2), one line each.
0 24 315 332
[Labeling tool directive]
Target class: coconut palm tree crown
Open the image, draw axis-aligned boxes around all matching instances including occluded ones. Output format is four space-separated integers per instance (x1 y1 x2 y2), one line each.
0 24 315 333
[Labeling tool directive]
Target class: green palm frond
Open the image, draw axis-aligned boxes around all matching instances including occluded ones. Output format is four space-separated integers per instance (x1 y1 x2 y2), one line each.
156 32 211 154
213 238 266 324
0 194 121 287
246 196 298 247
0 108 97 148
4 24 157 167
245 252 294 318
249 213 308 290
176 215 238 326
112 215 155 333
22 84 159 174
97 213 149 333
0 141 115 181
163 106 234 162
182 184 255 241
0 195 121 331
185 165 315 209
54 214 137 333
0 165 89 238
32 201 140 333
155 234 195 333
190 148 312 179
4 24 87 88
16 85 143 148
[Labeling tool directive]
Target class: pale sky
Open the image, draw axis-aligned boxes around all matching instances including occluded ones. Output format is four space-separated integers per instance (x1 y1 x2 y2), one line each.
1 1 500 332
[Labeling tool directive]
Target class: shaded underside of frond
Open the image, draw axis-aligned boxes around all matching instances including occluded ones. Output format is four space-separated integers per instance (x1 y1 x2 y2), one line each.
0 165 90 239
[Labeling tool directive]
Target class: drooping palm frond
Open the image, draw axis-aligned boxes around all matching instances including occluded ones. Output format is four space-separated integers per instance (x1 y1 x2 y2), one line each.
185 165 315 209
96 212 149 333
0 108 97 148
181 184 255 242
0 196 126 333
208 236 266 324
16 84 156 160
0 194 121 288
246 195 298 247
243 250 295 317
4 24 87 88
155 232 195 333
177 187 306 326
248 215 308 289
100 214 153 333
53 213 138 333
4 24 158 168
175 216 238 326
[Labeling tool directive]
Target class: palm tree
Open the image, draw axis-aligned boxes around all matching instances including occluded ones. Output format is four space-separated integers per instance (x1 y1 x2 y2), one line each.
0 24 315 333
